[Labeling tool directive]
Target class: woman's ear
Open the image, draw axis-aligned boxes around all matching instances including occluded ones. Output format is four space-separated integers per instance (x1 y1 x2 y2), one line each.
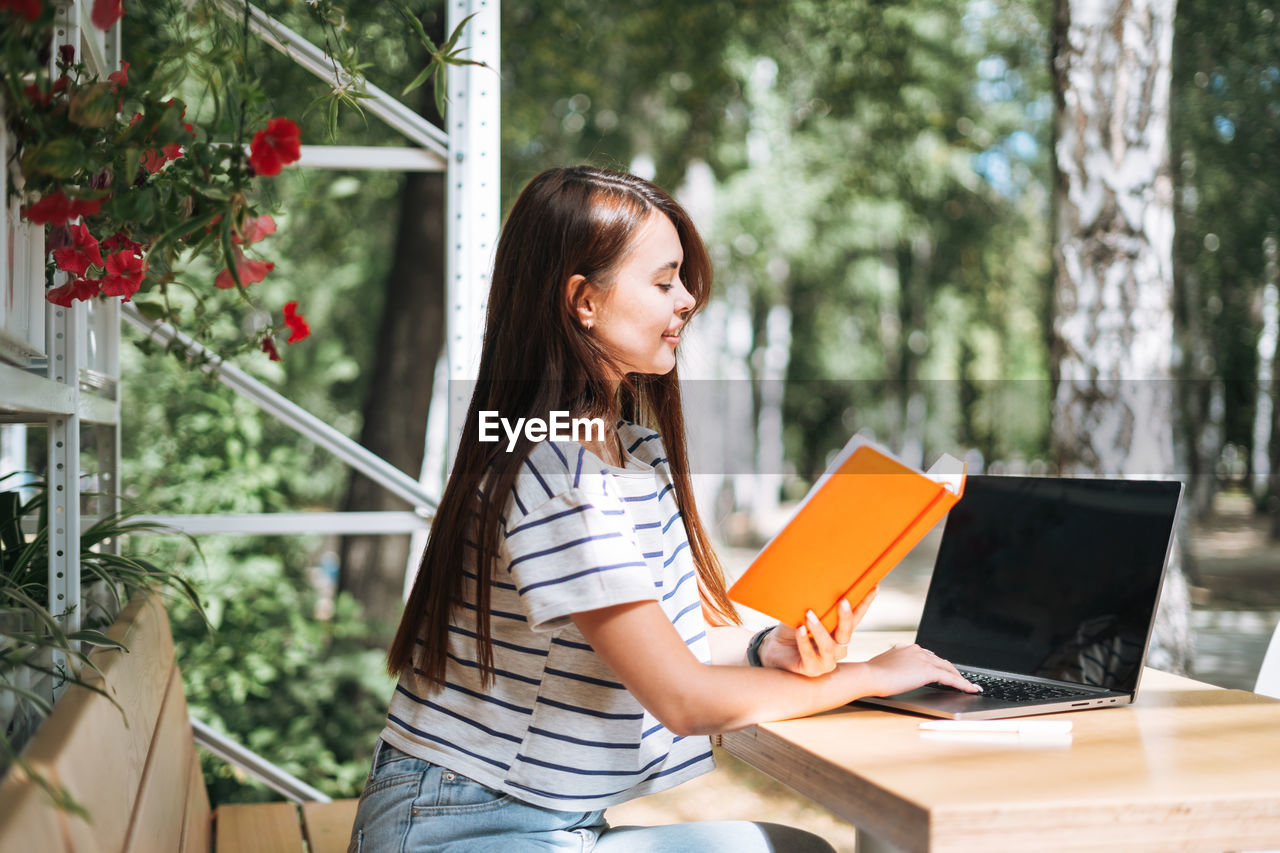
566 274 598 331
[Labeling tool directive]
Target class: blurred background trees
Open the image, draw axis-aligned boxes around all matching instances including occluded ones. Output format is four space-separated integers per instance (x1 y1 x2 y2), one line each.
109 0 1280 803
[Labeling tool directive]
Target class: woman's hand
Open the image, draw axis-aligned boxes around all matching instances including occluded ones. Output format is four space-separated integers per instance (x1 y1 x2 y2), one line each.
763 589 877 677
861 643 981 696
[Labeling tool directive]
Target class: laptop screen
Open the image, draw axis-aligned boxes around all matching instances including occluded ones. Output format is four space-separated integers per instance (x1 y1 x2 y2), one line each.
915 475 1182 693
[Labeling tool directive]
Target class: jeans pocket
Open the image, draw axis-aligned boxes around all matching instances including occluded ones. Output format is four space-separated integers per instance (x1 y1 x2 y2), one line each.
411 768 515 817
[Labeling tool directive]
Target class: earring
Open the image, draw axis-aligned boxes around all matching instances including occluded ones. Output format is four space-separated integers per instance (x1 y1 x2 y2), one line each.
583 319 592 331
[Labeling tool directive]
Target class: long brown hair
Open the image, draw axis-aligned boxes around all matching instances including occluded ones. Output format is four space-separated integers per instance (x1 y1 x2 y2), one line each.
388 166 740 687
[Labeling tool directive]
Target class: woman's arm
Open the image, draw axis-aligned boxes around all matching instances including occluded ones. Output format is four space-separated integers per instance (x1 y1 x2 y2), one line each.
573 599 976 736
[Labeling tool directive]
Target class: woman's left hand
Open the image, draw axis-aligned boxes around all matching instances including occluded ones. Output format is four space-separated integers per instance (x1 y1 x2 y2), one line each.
763 588 877 677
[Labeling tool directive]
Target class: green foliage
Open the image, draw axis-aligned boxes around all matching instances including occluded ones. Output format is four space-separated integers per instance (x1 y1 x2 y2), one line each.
501 0 1054 477
1171 0 1280 489
166 544 392 804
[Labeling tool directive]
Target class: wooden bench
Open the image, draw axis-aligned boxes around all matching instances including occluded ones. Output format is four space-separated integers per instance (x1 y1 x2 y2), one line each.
0 594 359 852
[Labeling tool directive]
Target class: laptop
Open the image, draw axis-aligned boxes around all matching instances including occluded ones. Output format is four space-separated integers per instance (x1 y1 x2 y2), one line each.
858 474 1183 720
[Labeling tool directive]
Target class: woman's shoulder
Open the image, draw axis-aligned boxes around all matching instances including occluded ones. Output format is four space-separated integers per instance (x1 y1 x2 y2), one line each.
617 421 669 469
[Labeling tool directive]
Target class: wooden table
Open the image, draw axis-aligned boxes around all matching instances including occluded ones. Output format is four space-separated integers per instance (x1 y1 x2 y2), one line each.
721 632 1280 853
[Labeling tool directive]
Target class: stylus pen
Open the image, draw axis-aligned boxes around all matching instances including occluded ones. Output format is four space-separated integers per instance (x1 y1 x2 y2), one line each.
918 720 1073 735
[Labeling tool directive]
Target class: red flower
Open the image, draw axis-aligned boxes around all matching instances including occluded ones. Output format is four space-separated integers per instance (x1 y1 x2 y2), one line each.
108 61 128 87
52 223 105 276
140 149 165 174
99 246 147 300
21 192 102 226
101 232 141 254
90 0 122 30
58 43 74 64
282 301 310 344
0 0 42 22
260 336 282 362
21 75 64 107
46 277 100 307
214 248 275 289
235 214 277 245
248 117 301 177
46 224 74 252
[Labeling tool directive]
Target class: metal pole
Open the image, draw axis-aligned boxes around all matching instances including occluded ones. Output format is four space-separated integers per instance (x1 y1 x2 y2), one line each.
48 3 81 653
445 0 500 469
191 717 332 804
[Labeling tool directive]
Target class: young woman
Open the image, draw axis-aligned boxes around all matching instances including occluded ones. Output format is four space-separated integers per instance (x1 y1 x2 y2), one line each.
348 166 977 852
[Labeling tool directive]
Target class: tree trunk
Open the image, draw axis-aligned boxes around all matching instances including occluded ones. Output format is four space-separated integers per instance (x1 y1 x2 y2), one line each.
1050 0 1192 672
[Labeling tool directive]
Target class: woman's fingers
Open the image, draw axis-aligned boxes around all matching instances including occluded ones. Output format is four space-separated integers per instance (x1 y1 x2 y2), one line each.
924 648 981 693
865 643 981 695
804 609 837 658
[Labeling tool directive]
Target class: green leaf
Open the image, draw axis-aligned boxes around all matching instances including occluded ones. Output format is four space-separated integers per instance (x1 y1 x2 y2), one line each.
401 63 433 98
397 2 437 52
149 208 218 258
66 629 127 651
68 82 118 129
21 139 86 180
434 67 448 117
109 187 158 223
443 56 488 70
441 12 479 54
131 300 169 322
219 214 241 292
120 145 142 187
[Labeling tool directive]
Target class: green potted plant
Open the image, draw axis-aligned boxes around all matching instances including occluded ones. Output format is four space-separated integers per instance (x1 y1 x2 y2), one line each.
0 474 205 812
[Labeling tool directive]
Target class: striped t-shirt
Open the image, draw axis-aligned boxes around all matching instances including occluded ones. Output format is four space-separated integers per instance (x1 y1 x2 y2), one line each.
379 423 716 811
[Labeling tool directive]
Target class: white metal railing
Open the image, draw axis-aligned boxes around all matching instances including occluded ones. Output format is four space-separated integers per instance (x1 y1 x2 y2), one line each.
121 304 439 517
208 0 449 159
191 717 331 803
132 511 430 535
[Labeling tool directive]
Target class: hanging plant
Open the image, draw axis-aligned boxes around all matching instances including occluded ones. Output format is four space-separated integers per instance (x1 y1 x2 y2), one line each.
2 0 487 362
1 0 308 360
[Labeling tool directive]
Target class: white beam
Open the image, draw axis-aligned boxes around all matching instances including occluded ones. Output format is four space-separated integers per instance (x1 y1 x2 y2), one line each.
0 363 75 415
133 512 431 535
295 145 446 172
445 0 500 467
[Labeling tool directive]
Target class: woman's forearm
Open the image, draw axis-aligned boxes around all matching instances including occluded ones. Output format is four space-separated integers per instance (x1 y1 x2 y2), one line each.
574 601 972 736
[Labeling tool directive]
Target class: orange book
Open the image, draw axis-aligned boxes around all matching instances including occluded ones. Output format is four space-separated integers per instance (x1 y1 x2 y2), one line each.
729 439 966 633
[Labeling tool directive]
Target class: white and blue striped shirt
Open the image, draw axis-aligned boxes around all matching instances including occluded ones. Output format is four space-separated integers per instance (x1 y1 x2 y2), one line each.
379 423 716 811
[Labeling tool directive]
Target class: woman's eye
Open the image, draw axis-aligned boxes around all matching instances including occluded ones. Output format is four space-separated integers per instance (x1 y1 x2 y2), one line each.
657 283 673 292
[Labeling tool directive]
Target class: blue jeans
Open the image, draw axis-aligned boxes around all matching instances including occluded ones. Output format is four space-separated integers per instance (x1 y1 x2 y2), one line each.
347 740 837 853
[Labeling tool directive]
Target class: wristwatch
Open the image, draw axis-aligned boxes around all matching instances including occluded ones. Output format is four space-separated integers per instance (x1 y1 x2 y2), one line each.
746 625 776 667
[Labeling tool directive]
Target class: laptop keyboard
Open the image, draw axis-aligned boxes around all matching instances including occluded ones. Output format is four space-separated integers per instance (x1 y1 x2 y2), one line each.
933 670 1093 703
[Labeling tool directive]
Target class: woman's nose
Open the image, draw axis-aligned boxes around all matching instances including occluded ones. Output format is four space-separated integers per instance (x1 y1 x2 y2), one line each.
674 279 695 314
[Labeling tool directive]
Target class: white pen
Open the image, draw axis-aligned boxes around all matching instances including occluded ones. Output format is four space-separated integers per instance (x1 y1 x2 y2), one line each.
918 719 1073 735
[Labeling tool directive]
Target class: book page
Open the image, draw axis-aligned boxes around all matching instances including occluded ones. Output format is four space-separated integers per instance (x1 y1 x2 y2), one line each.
926 453 966 495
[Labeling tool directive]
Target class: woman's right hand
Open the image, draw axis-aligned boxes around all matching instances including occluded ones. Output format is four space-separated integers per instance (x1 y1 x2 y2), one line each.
860 644 981 697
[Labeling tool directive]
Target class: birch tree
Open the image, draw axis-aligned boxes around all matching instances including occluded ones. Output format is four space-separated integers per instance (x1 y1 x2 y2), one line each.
1050 0 1191 670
